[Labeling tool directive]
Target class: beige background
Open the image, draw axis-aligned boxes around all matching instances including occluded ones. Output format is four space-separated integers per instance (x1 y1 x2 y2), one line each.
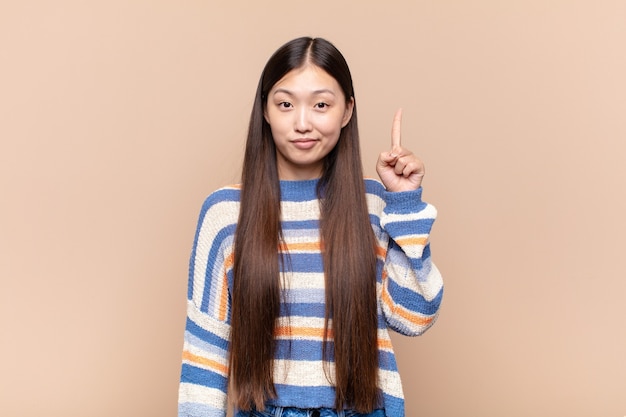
1 1 625 416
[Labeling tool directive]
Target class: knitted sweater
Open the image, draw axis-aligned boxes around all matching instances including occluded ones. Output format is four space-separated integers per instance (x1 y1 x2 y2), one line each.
178 178 443 417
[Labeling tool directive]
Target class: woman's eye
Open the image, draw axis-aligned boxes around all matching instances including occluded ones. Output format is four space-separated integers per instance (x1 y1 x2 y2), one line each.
279 102 292 109
315 102 328 109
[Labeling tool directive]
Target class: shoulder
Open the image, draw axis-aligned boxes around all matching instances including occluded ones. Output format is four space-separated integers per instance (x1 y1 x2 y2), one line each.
196 184 241 229
201 184 241 207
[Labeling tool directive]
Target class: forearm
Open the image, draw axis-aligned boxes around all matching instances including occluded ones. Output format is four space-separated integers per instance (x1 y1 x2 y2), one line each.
379 188 444 335
178 300 231 417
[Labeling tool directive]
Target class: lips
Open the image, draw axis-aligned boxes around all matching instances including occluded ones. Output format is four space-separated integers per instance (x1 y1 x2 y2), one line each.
291 138 318 150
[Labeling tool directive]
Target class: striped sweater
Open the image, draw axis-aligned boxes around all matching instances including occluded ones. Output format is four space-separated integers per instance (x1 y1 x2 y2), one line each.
178 178 443 417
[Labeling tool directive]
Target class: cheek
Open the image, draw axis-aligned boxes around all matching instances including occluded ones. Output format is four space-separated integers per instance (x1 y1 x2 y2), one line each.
267 116 289 139
317 115 345 137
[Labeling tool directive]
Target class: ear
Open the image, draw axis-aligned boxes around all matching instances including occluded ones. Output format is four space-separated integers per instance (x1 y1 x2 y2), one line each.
341 97 355 128
264 106 269 124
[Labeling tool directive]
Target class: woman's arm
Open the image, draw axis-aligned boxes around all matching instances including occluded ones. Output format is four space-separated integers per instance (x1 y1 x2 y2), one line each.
378 187 444 336
178 188 240 417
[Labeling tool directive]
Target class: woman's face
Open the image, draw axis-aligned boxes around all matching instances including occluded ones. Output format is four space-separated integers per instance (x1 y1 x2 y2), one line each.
264 64 354 180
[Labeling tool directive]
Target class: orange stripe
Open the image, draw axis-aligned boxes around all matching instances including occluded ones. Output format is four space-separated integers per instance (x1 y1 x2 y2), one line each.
275 326 333 338
218 273 229 321
217 253 234 321
282 242 383 255
276 326 392 352
182 350 228 374
381 287 433 327
378 338 393 350
279 241 322 252
224 252 234 269
275 327 391 351
394 236 428 247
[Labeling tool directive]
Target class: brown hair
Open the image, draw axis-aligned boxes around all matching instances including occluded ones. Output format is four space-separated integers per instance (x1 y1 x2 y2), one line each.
230 37 380 413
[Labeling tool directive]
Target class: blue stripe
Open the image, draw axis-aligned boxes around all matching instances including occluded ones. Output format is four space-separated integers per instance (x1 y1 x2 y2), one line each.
382 188 426 214
378 349 399 372
280 179 319 201
275 339 328 361
185 317 230 351
382 392 405 417
180 363 228 390
280 253 324 273
282 219 320 230
386 278 443 316
364 178 386 197
369 213 382 229
385 217 434 235
209 187 241 202
280 302 326 318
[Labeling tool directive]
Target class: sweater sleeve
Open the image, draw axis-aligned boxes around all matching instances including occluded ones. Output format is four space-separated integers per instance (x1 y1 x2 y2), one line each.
379 187 444 336
178 190 238 417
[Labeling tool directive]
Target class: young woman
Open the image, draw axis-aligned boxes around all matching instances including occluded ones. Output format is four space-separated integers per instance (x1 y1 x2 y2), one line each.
178 37 443 417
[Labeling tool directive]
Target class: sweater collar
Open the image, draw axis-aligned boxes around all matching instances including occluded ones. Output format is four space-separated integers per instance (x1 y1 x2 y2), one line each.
279 178 320 201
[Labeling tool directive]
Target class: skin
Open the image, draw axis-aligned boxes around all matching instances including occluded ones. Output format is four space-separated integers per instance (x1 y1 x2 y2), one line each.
376 108 426 192
265 64 354 181
265 64 425 191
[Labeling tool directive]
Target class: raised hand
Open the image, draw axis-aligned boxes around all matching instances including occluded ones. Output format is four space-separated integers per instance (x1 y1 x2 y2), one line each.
376 109 425 192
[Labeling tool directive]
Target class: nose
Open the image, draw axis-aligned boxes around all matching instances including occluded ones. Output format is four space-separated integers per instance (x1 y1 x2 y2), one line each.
294 107 313 133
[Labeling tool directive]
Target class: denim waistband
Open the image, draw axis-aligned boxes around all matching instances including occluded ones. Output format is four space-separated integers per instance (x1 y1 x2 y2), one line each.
235 404 385 417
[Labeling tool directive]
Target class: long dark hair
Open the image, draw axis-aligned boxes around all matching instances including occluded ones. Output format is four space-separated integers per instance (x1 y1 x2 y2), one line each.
230 37 380 413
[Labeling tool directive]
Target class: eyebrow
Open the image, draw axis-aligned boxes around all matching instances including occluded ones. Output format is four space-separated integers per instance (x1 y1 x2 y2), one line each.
272 88 336 96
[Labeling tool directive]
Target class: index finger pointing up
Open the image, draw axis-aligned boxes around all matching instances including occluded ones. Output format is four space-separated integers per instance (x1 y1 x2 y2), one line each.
391 108 403 150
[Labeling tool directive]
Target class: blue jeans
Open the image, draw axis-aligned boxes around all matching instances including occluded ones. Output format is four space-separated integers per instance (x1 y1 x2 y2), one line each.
235 405 385 417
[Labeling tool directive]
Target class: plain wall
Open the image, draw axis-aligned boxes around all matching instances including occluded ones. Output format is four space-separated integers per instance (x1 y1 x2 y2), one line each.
1 1 625 416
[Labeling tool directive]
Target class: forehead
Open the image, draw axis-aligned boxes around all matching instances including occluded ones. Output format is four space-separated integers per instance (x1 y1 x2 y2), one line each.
270 64 343 96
